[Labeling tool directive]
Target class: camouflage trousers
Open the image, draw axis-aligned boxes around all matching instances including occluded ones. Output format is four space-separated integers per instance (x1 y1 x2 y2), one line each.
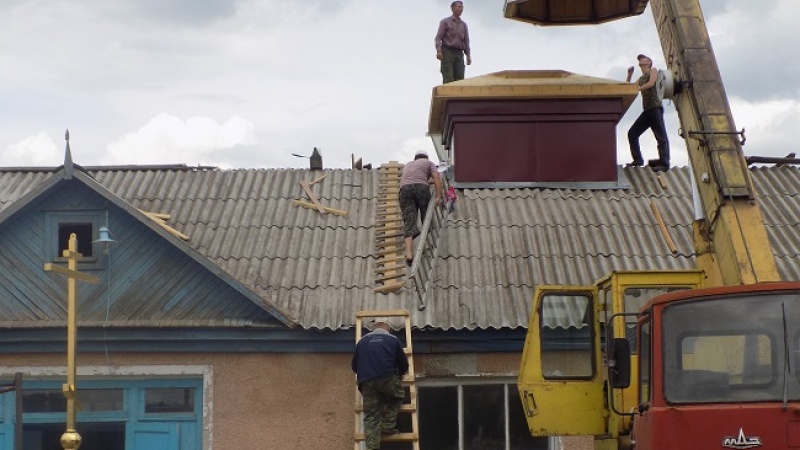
360 375 404 450
399 184 431 239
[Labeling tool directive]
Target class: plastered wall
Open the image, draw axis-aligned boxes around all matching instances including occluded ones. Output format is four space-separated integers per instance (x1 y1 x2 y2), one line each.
1 351 524 450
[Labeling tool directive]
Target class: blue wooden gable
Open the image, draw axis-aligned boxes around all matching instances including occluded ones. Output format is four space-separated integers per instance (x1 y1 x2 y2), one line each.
0 168 292 331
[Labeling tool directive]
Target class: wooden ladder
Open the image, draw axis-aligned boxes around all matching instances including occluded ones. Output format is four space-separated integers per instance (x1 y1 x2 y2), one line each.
374 162 407 294
354 310 420 450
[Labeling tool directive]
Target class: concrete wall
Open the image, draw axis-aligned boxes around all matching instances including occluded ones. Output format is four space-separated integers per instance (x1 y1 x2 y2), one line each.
1 350 524 450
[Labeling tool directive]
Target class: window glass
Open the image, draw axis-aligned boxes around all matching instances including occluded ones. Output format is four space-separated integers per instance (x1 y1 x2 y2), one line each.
58 223 94 258
539 294 593 379
419 386 458 450
23 389 123 413
674 333 773 400
419 384 549 450
24 422 124 450
507 387 549 450
623 287 686 353
23 390 64 413
463 385 504 450
145 387 195 413
78 389 124 412
662 294 800 403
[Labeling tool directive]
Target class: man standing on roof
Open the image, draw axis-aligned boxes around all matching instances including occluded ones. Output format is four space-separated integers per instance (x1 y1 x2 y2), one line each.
435 1 471 84
399 151 443 266
626 54 670 172
352 318 409 450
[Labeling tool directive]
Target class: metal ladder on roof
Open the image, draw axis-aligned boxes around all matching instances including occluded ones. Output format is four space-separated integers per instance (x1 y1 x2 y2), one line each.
354 310 420 450
408 178 453 311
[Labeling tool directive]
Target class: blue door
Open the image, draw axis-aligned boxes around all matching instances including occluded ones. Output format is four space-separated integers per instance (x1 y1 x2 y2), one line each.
129 422 179 450
0 390 14 450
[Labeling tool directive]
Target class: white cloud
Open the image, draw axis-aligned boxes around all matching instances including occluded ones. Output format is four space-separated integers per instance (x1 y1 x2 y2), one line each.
103 113 255 167
1 133 60 166
393 136 438 165
0 0 796 170
729 97 800 158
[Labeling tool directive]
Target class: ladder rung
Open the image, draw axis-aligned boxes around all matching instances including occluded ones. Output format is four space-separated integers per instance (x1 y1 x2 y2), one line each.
356 310 410 318
375 239 404 249
374 247 404 257
376 231 403 239
375 271 405 283
354 433 419 442
376 255 405 263
382 433 418 443
355 403 417 413
375 263 406 273
376 224 402 232
373 281 405 293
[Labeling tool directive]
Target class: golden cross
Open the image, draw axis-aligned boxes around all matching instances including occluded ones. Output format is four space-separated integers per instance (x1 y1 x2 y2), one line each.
44 233 99 450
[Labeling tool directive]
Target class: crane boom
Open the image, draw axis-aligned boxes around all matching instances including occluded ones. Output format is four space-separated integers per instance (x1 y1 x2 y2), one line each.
648 0 780 284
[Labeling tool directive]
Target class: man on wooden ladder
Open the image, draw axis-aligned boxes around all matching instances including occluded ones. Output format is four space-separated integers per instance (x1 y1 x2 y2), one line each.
352 318 409 450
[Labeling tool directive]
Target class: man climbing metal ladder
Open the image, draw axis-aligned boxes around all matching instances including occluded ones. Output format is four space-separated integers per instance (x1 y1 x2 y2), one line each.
353 310 420 450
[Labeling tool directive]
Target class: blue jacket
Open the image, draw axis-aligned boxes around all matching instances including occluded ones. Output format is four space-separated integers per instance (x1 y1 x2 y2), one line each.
351 328 409 388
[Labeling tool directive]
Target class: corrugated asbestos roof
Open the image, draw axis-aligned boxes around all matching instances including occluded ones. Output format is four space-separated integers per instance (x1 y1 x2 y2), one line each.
1 165 799 330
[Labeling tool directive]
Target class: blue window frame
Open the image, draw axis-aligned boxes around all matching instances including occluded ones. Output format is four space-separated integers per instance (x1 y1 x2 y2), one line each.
0 378 202 450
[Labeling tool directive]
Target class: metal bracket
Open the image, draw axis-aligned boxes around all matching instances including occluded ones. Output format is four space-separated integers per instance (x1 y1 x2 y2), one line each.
687 128 746 146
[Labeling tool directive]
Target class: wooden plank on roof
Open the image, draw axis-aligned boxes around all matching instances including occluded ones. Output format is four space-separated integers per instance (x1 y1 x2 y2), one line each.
299 180 326 214
293 199 348 216
308 174 327 186
650 199 678 254
138 209 191 241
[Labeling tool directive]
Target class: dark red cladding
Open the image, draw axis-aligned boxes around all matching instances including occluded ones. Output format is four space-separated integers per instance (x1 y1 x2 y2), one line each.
442 98 626 184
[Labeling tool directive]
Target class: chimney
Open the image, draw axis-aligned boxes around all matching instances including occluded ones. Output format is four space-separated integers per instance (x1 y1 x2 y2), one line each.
310 147 323 170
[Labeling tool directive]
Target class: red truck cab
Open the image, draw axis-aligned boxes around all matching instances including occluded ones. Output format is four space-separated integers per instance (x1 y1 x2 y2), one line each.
632 283 800 449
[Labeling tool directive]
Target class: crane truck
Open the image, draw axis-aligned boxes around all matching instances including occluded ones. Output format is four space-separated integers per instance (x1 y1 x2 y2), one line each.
503 0 800 449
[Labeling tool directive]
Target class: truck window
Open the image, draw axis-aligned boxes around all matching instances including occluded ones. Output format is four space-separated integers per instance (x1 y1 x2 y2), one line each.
539 293 593 379
662 293 800 403
623 286 687 353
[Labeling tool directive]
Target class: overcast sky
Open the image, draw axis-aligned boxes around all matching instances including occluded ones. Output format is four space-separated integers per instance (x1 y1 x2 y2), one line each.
1 0 798 170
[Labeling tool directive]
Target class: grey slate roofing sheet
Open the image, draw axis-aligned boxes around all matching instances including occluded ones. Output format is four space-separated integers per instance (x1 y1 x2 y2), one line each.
1 165 799 330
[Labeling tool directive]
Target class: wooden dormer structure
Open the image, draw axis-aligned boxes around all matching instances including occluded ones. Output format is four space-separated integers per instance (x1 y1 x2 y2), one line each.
428 70 638 188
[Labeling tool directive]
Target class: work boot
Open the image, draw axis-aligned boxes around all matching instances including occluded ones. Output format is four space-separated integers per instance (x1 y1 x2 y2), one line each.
381 428 399 435
625 160 644 167
648 159 669 172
